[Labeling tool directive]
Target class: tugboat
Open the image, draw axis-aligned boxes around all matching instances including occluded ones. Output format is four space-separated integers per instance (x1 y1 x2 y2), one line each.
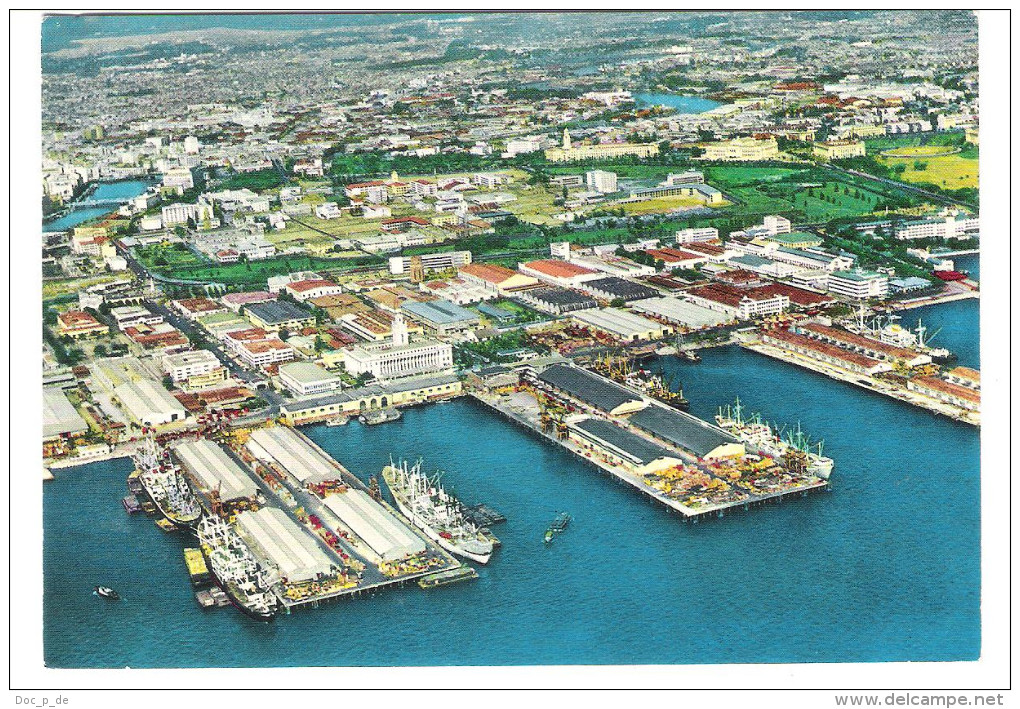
544 512 572 544
94 585 120 600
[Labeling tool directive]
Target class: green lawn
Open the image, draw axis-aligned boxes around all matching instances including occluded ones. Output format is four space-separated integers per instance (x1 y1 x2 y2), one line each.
155 254 385 286
134 243 207 269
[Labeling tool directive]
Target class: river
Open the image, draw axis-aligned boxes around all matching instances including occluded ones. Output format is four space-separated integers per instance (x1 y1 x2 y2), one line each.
43 179 152 232
634 93 722 114
43 301 980 667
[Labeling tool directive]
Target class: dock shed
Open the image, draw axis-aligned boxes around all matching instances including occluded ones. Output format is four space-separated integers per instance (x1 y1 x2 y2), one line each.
173 438 258 503
236 507 335 583
246 426 340 484
569 418 682 475
630 296 732 329
629 405 744 461
323 489 426 562
536 364 647 416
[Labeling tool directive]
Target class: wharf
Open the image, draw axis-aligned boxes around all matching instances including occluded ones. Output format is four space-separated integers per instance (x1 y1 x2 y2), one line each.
741 341 979 426
889 289 978 312
248 429 463 611
470 392 828 523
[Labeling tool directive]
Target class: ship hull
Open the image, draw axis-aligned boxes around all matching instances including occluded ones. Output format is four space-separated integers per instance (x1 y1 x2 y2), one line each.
200 546 276 621
385 477 493 565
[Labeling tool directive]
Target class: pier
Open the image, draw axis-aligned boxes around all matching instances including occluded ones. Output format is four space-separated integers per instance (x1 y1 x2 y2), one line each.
469 390 828 523
740 340 979 426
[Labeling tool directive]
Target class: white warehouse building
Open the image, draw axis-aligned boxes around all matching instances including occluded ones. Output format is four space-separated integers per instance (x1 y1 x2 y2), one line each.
236 507 336 583
173 438 258 503
323 489 426 562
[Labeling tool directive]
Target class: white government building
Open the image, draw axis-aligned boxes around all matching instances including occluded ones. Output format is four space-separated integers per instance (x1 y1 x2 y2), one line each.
342 313 454 381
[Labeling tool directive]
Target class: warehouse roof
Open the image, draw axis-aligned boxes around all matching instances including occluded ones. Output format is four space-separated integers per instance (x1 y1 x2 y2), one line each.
114 378 187 423
245 300 313 326
583 276 659 301
571 418 677 466
528 287 597 308
236 507 334 583
279 374 461 414
43 387 88 439
631 297 730 328
278 361 341 386
629 405 739 459
537 364 645 414
571 308 667 339
323 489 425 562
246 426 338 484
402 299 479 325
173 439 258 502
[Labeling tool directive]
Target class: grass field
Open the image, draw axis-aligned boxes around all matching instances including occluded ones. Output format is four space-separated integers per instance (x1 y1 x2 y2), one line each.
156 253 385 286
879 152 978 190
134 242 207 270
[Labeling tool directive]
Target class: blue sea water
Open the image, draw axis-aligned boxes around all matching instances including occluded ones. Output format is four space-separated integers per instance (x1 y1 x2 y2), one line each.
634 93 721 114
44 305 980 668
43 180 151 232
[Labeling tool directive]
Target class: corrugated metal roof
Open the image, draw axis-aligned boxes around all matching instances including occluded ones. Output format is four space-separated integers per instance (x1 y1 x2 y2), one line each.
537 365 644 414
572 418 676 465
629 405 738 459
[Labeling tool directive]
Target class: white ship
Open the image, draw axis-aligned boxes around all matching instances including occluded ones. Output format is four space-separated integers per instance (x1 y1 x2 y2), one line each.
382 459 494 564
197 516 279 620
134 438 202 528
715 399 834 480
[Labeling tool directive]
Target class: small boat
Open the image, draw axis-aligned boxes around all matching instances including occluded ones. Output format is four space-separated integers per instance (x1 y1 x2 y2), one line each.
550 512 572 532
94 585 120 600
325 416 349 427
543 529 554 544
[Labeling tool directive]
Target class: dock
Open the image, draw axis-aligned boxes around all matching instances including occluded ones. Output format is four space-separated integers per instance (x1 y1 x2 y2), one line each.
470 390 828 524
741 340 979 426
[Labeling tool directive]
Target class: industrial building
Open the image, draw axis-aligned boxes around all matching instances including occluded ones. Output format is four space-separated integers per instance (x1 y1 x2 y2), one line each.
246 426 340 485
571 308 672 342
517 287 597 315
519 259 602 288
401 299 480 336
826 270 890 300
535 364 647 416
113 378 188 427
173 438 259 503
163 349 227 389
245 301 316 332
236 507 335 583
43 387 88 440
629 405 745 461
323 490 426 562
569 417 683 475
581 276 659 303
630 296 732 329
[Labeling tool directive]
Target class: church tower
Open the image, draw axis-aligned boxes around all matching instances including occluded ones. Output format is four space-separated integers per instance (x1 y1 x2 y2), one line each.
562 128 572 149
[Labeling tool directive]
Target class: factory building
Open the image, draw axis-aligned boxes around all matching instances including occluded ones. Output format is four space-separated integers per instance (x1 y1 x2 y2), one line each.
173 438 258 503
245 426 340 485
517 287 597 315
113 378 188 427
245 301 316 333
278 361 344 396
236 507 336 583
580 276 659 303
43 387 88 440
401 299 480 337
323 490 426 562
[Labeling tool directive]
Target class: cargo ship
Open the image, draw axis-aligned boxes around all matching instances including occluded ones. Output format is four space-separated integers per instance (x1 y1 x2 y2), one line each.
197 516 278 621
133 439 202 528
382 459 494 565
715 399 834 480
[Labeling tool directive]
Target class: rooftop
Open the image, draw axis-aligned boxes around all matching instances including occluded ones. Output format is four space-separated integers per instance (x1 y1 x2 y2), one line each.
402 299 479 325
522 259 598 279
246 300 313 325
537 364 646 415
572 417 678 466
629 405 740 459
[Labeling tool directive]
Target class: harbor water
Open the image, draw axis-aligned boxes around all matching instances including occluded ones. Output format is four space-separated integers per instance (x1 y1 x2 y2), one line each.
44 305 980 667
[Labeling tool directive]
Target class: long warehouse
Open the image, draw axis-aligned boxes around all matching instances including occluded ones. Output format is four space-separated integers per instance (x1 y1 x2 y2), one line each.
629 404 745 461
245 426 339 485
571 307 672 342
173 438 258 503
236 507 335 583
323 489 426 562
630 296 732 329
